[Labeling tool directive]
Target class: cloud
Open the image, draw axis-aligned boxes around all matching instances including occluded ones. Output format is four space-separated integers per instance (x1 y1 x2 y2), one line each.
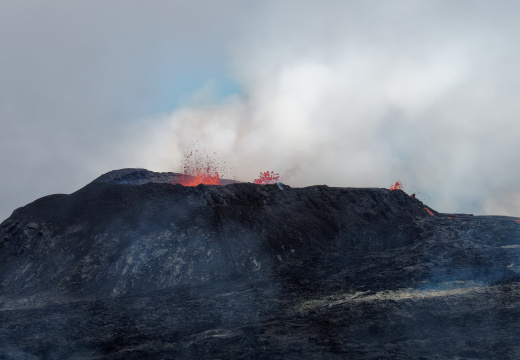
2 1 520 220
0 0 255 220
131 0 520 216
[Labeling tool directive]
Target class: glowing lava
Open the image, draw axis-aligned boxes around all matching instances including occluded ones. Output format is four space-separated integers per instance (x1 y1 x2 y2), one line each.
177 167 221 186
424 207 435 216
172 146 227 186
253 171 280 184
390 181 403 191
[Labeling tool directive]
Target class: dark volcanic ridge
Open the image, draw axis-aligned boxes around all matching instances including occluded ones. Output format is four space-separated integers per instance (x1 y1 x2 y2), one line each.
91 168 239 186
1 168 520 359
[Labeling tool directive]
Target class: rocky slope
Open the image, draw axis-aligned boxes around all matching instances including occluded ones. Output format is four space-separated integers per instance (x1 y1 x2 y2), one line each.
0 169 519 359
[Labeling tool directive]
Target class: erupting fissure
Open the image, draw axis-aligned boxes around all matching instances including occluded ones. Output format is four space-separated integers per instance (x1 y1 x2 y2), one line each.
177 167 221 186
172 147 225 186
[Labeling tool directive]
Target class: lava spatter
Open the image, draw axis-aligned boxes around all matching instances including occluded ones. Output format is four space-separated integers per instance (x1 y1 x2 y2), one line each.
172 146 229 186
253 171 280 184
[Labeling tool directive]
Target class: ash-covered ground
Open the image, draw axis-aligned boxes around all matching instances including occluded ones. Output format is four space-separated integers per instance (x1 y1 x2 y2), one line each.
1 169 520 359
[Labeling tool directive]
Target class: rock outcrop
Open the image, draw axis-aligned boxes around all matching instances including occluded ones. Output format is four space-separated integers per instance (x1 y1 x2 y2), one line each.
0 169 519 359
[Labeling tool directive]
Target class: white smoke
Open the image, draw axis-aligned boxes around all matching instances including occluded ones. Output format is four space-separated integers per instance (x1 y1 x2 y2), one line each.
124 1 520 216
2 1 520 220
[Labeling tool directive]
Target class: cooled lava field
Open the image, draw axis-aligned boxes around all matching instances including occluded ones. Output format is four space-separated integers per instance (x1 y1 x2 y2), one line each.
1 169 520 359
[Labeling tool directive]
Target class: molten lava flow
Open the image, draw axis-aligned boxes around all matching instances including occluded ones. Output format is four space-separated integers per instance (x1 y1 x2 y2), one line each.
390 181 403 191
253 171 280 184
419 205 435 216
424 207 435 216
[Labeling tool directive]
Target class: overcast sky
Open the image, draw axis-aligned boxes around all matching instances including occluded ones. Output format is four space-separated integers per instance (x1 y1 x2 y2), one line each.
1 0 520 221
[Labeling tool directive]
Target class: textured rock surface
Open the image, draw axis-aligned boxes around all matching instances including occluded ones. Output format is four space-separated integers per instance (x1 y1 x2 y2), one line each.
91 168 238 186
1 169 520 359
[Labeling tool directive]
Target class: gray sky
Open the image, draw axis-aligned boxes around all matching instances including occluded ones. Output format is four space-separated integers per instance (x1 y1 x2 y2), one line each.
2 0 520 221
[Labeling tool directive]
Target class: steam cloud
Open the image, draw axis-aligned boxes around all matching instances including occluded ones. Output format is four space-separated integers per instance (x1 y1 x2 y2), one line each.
127 1 520 216
1 1 520 220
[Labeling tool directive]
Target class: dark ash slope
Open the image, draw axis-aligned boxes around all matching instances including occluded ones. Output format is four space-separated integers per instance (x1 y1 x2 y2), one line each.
1 169 520 359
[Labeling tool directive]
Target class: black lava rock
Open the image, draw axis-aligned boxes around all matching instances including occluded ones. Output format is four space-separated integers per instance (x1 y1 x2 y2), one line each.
0 169 519 359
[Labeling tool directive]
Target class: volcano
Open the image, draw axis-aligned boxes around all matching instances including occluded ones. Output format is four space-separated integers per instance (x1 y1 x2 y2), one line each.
1 169 520 359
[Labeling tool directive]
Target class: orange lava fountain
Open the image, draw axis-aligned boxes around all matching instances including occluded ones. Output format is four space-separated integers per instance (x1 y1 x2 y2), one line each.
253 171 280 184
177 167 221 186
389 181 403 191
172 147 227 186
